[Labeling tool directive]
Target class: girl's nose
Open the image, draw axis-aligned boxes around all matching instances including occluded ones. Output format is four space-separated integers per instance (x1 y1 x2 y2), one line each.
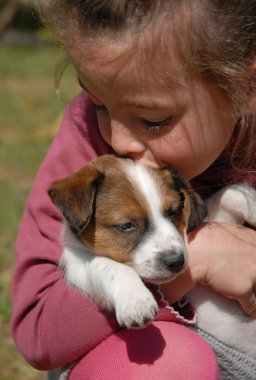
100 117 161 166
109 119 146 158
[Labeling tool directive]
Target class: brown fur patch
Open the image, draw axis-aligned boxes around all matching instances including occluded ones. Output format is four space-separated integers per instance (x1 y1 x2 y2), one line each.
49 155 205 263
79 158 150 262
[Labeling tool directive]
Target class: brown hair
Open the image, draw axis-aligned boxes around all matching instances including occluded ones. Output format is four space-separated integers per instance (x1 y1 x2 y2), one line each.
34 0 256 172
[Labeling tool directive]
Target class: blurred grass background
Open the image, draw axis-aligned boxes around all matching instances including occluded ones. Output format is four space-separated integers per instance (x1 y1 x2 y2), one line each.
0 2 80 379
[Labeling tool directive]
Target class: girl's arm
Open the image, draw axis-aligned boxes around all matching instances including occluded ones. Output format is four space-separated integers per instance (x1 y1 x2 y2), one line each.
11 93 116 370
161 222 256 317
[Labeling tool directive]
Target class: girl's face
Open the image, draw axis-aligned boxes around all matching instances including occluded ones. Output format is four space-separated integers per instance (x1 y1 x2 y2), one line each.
71 36 236 179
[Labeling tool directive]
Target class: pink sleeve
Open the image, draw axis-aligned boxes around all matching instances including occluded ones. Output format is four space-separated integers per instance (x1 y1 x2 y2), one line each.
11 93 117 370
237 172 256 188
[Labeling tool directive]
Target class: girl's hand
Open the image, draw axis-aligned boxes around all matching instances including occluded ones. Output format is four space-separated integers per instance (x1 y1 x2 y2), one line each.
161 222 256 317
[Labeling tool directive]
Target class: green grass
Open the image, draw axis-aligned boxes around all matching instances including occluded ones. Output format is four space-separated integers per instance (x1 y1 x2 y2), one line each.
0 43 80 380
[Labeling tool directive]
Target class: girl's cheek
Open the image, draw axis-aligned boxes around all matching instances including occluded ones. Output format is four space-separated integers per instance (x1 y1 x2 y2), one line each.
96 112 111 144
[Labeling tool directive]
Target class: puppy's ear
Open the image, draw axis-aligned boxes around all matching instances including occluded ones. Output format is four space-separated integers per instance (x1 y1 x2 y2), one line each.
48 165 104 234
172 171 207 232
186 191 207 232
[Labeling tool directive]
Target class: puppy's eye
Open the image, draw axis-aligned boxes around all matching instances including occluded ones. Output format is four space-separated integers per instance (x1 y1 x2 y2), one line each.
117 222 137 232
166 207 177 219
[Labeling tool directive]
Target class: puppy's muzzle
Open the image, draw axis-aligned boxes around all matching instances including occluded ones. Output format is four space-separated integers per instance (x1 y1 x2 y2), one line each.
158 250 185 273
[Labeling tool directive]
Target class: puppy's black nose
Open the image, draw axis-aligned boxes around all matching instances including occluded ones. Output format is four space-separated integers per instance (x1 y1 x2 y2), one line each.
160 251 185 273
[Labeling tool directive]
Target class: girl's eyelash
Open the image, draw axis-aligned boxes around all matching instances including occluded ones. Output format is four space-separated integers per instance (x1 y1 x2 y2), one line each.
142 116 174 131
95 102 174 133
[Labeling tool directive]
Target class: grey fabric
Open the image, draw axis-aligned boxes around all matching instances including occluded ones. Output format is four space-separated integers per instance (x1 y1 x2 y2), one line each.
46 362 76 380
46 368 63 380
192 326 256 380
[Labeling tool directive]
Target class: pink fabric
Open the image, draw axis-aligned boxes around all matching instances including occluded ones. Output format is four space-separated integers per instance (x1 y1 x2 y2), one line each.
11 92 256 373
12 93 115 370
69 322 220 380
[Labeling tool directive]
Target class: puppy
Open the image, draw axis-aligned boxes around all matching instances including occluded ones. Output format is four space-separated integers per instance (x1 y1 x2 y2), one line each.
48 155 256 359
48 155 206 327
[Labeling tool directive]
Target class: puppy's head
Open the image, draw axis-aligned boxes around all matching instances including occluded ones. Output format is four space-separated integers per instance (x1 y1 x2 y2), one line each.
49 155 206 283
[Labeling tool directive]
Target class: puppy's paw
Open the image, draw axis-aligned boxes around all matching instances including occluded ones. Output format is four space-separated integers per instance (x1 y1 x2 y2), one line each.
115 287 158 329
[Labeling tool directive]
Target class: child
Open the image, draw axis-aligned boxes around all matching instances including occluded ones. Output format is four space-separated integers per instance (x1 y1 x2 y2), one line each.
12 1 256 379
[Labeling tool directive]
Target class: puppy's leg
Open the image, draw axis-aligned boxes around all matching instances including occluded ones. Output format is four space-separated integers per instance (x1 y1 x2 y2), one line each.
206 184 256 226
90 257 159 329
61 247 158 329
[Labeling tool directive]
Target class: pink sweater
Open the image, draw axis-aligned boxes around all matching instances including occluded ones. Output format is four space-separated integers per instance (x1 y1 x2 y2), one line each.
11 92 256 370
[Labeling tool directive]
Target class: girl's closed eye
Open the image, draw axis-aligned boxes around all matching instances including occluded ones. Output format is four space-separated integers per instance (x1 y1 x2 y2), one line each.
95 105 175 133
141 115 174 132
95 104 175 134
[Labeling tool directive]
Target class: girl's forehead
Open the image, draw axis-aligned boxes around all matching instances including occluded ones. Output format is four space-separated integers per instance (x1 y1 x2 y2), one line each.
69 32 190 91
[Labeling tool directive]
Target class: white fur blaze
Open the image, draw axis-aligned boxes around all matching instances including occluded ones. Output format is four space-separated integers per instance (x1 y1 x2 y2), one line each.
127 162 187 280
